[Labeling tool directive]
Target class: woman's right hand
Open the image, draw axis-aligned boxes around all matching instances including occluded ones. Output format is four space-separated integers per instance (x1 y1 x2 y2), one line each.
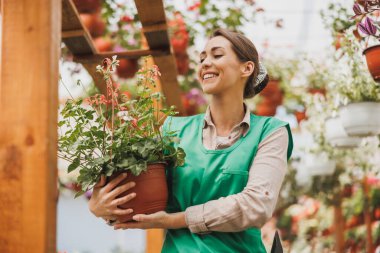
88 173 137 221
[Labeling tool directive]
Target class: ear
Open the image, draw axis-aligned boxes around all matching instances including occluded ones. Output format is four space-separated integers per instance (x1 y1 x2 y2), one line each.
240 61 254 78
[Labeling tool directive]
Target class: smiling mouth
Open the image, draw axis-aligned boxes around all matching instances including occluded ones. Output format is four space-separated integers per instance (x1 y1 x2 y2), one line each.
202 73 219 81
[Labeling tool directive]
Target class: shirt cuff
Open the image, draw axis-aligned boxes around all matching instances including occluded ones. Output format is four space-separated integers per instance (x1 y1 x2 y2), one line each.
185 204 210 234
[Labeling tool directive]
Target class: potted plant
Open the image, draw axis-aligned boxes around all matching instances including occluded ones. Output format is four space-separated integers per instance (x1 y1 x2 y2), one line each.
333 34 380 137
58 56 186 222
352 1 380 82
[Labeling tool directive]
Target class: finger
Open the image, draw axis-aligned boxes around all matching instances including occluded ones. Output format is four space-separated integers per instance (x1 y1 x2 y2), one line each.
113 208 134 216
108 181 136 199
132 214 148 222
104 173 128 193
114 222 145 230
94 175 106 188
103 215 118 221
111 192 136 206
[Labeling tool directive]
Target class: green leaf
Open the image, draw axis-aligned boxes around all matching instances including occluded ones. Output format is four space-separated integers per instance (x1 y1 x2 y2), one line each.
68 157 80 173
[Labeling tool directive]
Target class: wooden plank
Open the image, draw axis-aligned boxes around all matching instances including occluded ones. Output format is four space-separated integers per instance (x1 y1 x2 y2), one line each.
74 48 169 63
62 0 85 31
0 0 61 252
153 55 185 115
63 35 95 55
62 0 96 54
136 0 185 115
334 204 345 253
134 0 170 51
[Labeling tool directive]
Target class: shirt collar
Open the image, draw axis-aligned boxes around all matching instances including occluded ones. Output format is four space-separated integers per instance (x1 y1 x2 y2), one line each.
203 103 251 136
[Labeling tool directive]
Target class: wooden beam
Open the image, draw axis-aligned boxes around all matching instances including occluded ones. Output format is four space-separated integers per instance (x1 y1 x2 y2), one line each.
146 229 165 253
135 0 185 115
153 55 185 115
62 0 96 54
0 0 60 252
74 49 169 63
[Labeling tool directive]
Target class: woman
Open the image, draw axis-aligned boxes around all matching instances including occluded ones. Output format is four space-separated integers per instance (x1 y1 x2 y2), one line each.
89 28 293 252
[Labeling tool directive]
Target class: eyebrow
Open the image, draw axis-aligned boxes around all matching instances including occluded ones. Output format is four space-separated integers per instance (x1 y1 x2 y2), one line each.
200 47 225 57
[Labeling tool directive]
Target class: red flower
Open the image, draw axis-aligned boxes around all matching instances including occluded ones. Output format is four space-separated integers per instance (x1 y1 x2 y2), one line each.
131 118 138 128
120 15 133 23
188 2 201 11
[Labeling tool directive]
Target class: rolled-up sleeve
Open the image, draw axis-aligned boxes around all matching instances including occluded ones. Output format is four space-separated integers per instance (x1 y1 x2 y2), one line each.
185 127 289 233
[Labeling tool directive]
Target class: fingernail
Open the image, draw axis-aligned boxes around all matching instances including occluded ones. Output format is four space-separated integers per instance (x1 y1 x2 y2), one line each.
129 209 134 213
132 192 136 197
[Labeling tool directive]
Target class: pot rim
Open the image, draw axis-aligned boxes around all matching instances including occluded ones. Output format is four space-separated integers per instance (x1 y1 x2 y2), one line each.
363 44 380 55
338 101 380 109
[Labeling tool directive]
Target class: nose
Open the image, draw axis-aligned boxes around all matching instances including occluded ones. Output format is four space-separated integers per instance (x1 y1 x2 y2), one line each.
201 56 212 69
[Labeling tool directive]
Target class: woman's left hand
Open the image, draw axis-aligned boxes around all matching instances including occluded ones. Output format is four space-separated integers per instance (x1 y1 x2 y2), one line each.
113 211 187 230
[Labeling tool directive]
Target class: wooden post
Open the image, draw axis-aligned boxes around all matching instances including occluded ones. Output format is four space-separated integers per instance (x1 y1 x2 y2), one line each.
0 0 61 252
363 177 374 253
146 229 165 253
334 203 345 253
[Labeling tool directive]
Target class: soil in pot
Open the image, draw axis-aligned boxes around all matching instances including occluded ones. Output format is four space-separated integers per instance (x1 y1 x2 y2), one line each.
109 163 168 222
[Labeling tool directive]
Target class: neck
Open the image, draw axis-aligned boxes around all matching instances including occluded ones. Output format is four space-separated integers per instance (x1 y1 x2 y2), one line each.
209 94 245 137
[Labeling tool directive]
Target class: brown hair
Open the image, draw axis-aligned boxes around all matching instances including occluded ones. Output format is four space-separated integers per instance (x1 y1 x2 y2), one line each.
210 28 269 98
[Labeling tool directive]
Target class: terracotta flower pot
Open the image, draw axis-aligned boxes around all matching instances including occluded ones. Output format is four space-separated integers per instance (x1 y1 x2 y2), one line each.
334 33 344 50
181 94 198 115
363 45 380 83
117 59 139 79
255 98 277 116
73 0 101 13
294 110 306 124
307 87 326 96
93 37 114 52
79 12 105 38
109 163 168 222
374 208 380 220
175 53 190 75
260 79 283 106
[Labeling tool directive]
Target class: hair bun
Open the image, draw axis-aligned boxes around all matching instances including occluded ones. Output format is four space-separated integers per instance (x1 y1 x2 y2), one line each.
253 74 269 95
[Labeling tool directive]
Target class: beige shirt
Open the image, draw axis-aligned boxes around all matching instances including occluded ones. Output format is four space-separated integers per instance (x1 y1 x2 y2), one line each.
184 104 289 234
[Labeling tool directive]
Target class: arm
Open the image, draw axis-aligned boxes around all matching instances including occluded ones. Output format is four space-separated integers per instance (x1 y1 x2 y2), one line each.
185 127 289 233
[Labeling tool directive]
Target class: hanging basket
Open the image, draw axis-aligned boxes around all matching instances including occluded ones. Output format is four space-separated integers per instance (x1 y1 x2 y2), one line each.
303 153 336 176
108 162 168 222
325 117 362 148
363 45 380 83
339 102 380 137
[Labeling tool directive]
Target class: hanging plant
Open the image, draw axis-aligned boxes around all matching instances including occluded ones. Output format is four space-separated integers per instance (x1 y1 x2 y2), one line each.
352 2 380 82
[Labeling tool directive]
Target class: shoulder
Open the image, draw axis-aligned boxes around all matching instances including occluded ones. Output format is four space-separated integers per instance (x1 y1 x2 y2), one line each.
251 114 293 159
250 114 290 137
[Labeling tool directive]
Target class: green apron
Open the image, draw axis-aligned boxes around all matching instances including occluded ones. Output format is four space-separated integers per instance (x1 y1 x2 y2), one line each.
161 113 293 253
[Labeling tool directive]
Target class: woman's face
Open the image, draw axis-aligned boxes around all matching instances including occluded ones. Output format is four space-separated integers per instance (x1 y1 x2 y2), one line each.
198 36 246 97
